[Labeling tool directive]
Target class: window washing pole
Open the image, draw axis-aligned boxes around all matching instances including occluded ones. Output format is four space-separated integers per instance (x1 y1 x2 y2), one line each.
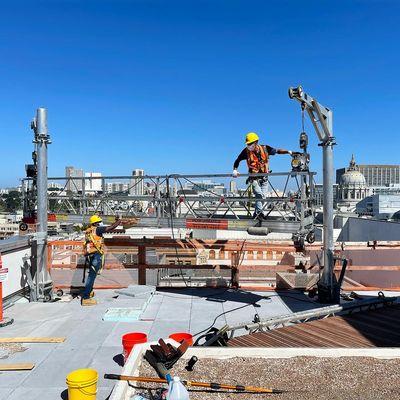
289 86 339 304
31 108 53 302
104 374 284 394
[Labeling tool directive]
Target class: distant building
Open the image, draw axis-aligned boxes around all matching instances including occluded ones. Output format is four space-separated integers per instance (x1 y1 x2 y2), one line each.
65 166 84 192
130 169 145 196
314 184 339 207
107 182 129 193
356 194 400 219
2 186 23 194
185 180 225 196
0 223 19 239
85 172 102 193
369 184 400 196
337 163 400 187
48 182 63 190
337 155 369 212
229 180 237 194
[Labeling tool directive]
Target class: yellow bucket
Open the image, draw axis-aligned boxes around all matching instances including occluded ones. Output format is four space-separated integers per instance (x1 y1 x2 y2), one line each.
66 368 98 400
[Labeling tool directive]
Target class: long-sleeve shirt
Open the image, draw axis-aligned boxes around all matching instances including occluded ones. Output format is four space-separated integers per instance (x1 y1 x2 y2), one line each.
233 145 277 170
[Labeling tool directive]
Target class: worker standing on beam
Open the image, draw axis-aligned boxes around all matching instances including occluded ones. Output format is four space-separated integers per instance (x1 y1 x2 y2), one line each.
81 215 123 306
233 132 292 218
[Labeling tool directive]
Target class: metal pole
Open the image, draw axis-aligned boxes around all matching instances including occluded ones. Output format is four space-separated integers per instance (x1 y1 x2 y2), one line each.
32 108 53 301
156 177 161 219
319 142 335 296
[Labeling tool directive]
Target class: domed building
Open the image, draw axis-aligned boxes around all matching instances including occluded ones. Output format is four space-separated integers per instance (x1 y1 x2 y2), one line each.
337 155 369 211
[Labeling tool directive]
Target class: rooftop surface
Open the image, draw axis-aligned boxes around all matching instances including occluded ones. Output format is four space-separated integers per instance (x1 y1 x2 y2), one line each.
0 287 322 400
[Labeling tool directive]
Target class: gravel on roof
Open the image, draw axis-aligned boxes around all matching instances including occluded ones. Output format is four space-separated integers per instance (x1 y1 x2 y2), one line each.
138 356 400 400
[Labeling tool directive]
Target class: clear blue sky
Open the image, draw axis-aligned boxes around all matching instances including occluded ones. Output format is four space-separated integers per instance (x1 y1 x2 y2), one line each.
1 0 399 186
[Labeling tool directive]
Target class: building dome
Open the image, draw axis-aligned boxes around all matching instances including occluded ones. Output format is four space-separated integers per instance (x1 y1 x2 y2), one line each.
340 169 367 187
337 154 369 210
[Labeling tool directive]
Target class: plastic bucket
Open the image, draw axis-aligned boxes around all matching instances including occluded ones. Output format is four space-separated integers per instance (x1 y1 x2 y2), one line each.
66 368 98 400
169 332 193 346
122 332 148 362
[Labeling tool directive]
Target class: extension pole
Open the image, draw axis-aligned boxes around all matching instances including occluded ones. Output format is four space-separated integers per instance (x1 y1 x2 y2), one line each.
104 374 283 394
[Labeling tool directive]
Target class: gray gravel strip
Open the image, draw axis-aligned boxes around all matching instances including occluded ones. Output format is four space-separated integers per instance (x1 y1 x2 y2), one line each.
138 356 400 399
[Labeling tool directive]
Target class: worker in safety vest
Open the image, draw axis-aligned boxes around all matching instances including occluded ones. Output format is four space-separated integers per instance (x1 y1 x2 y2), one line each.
233 132 292 218
81 215 122 306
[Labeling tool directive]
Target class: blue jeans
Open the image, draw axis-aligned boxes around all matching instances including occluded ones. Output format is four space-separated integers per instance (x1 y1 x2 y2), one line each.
252 179 269 217
82 252 103 299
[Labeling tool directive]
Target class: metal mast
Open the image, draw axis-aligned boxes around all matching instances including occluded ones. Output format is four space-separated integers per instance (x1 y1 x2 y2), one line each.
31 108 53 301
289 86 339 303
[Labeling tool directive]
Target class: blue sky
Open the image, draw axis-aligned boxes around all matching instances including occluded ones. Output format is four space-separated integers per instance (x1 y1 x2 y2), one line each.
1 0 399 186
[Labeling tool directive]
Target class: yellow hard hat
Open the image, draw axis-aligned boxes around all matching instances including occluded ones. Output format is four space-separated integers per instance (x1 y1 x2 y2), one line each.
245 132 259 144
89 215 102 225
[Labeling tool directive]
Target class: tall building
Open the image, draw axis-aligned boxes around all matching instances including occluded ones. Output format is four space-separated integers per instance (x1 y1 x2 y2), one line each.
65 166 84 192
84 172 102 193
129 169 145 196
229 180 237 194
337 163 400 187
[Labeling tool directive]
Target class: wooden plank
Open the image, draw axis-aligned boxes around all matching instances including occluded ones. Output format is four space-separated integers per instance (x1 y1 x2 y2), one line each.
0 337 66 343
0 363 34 371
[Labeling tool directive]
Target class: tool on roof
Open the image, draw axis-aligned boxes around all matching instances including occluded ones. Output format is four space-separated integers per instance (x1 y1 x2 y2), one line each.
185 356 198 372
104 373 284 394
144 338 190 379
193 326 229 347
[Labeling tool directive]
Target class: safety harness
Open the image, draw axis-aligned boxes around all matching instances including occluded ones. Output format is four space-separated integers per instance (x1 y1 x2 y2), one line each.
246 144 269 173
84 226 104 255
83 226 105 275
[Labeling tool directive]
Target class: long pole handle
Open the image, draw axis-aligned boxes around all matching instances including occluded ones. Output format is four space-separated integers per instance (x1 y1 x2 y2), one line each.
104 374 282 394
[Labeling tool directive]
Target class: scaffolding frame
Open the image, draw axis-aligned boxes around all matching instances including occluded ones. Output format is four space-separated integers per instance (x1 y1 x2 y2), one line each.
22 171 316 242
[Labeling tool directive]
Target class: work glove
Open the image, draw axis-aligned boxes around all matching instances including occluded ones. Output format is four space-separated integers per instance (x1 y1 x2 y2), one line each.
288 151 293 156
232 169 239 178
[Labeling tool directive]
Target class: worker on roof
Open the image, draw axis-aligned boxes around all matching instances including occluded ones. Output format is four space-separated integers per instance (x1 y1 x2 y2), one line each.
81 214 123 306
233 132 292 218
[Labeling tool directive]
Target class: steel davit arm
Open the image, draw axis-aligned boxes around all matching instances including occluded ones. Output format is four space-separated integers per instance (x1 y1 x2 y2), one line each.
289 86 338 304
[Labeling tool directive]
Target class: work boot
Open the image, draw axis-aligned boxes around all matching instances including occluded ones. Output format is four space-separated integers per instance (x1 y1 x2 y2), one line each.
81 298 97 306
89 290 95 298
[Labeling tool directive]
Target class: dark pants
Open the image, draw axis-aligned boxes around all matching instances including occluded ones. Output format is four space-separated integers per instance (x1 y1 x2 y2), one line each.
82 252 103 299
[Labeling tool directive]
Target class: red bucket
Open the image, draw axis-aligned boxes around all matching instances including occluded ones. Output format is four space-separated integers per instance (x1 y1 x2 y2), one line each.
122 332 147 362
169 332 193 346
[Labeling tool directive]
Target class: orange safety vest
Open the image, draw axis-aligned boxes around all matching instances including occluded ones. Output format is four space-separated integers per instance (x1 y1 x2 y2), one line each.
246 145 269 173
84 226 104 255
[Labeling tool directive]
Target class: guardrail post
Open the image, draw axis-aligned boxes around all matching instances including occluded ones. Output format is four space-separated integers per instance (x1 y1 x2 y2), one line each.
138 245 147 285
231 251 240 288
